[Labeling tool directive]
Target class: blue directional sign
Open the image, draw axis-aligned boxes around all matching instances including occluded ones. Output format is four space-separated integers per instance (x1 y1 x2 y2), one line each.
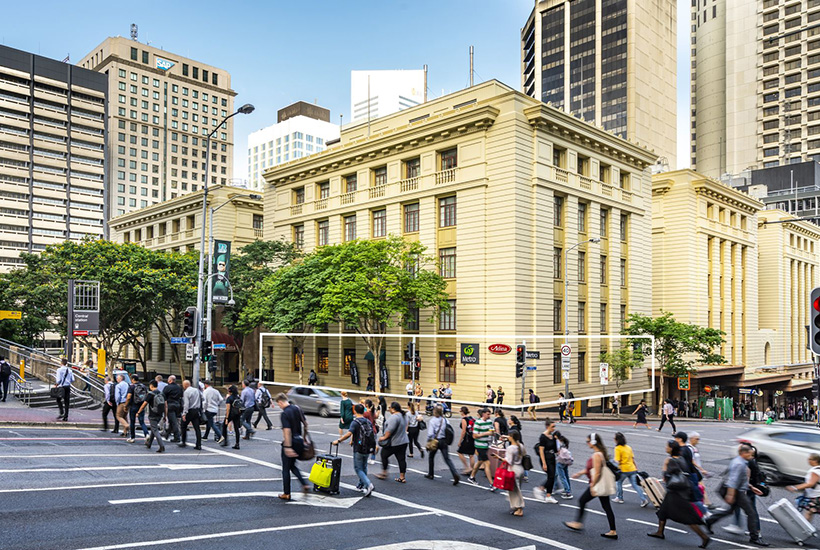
213 343 227 350
526 366 537 371
170 337 191 344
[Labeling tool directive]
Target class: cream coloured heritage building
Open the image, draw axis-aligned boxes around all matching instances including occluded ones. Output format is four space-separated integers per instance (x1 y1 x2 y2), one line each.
261 81 657 406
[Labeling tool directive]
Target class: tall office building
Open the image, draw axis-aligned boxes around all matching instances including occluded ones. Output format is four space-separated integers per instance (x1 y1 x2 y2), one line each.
0 45 107 272
521 0 677 166
350 70 425 123
247 102 339 191
692 0 820 178
78 37 236 216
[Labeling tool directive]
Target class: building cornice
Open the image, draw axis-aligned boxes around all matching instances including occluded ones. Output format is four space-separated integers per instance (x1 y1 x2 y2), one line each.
691 179 763 214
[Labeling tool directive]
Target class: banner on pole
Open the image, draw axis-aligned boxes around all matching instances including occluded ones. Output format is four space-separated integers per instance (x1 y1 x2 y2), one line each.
212 240 232 304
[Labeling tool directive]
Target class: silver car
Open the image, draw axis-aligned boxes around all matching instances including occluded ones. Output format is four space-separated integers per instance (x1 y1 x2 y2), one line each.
737 426 820 483
286 386 342 418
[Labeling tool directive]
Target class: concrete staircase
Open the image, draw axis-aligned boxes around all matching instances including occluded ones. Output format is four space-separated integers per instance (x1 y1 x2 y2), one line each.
25 381 101 410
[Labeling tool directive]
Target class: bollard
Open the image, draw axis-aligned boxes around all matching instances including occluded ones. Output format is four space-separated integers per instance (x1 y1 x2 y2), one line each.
19 359 24 381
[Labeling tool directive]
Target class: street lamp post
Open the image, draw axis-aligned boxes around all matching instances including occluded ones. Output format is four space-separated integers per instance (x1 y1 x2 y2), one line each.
204 193 261 381
193 104 254 389
564 237 601 407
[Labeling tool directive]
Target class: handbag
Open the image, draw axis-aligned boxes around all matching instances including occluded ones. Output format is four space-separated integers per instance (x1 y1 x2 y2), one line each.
299 409 315 461
50 387 62 398
426 438 439 452
418 419 427 430
308 460 333 488
493 462 516 491
606 459 622 481
666 471 690 491
592 463 617 496
521 452 534 471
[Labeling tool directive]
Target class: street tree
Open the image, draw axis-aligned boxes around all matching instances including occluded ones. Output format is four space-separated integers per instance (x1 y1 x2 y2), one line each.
0 253 62 347
625 311 725 411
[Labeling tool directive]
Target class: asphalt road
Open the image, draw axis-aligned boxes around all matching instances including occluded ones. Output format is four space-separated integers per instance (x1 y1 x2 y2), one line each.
0 413 815 550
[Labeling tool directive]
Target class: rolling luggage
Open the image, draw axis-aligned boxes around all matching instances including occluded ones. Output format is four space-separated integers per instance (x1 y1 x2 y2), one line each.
638 475 665 509
488 443 506 479
768 498 817 546
311 442 342 495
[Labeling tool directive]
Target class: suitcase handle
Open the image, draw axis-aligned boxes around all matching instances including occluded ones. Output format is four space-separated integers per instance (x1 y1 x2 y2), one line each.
329 442 339 456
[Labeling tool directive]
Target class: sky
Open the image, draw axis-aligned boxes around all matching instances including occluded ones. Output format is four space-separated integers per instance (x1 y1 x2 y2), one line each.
1 0 691 182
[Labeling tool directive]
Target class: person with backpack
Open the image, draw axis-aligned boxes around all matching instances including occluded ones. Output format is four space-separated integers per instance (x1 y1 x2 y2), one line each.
276 392 310 501
202 379 224 444
467 408 495 489
425 404 460 485
126 374 149 443
376 401 409 483
534 418 559 504
406 403 424 459
486 385 495 405
253 382 273 430
308 369 318 386
221 385 243 449
457 406 476 475
555 433 574 499
527 389 540 421
178 379 202 450
0 355 11 401
137 379 166 453
161 375 183 443
334 403 375 496
493 409 509 441
363 399 379 464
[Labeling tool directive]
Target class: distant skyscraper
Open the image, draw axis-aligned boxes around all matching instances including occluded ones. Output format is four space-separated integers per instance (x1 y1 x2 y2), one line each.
247 102 339 191
0 44 107 272
78 37 236 216
350 70 425 123
521 0 677 166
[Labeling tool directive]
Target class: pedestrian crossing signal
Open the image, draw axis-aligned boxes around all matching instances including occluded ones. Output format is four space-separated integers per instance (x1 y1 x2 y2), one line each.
515 345 525 378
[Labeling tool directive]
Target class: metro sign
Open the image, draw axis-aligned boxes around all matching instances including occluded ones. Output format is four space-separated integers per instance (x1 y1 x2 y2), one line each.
488 344 512 355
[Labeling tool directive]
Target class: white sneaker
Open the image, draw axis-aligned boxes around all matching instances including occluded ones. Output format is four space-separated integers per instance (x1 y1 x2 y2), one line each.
126 438 135 443
640 500 649 508
722 524 745 535
544 496 558 504
368 459 375 465
533 486 547 502
364 483 374 497
612 498 625 503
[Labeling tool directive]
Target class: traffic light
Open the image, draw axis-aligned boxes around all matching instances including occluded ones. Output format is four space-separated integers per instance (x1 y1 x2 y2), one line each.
414 353 421 374
516 344 526 378
202 340 212 361
182 306 199 337
811 287 820 354
207 357 218 373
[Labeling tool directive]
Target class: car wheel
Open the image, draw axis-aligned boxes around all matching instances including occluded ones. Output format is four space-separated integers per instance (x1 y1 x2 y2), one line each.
444 409 453 418
319 406 330 418
757 456 785 485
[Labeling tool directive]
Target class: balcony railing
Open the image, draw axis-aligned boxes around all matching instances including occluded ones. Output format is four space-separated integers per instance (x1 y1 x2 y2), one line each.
290 204 303 216
434 168 457 185
369 185 386 199
601 183 613 197
555 167 569 184
254 228 263 238
340 192 356 205
314 198 328 210
579 176 593 190
400 176 419 192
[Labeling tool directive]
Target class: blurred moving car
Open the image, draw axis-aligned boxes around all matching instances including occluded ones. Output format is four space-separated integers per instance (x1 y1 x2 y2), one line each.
737 426 820 483
286 386 342 418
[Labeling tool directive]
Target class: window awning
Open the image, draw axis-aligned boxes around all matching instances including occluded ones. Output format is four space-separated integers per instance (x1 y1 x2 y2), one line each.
211 331 239 352
363 350 386 362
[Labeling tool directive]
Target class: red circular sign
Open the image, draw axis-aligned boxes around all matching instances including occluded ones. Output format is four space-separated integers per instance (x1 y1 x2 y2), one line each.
488 344 512 355
703 385 712 393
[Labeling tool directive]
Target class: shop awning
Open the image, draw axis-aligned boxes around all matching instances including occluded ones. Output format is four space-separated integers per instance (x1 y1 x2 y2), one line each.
363 349 386 362
787 379 813 392
740 372 794 386
689 365 745 379
211 331 239 352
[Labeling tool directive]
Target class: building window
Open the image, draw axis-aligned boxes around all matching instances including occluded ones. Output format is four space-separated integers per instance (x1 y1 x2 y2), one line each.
554 196 564 226
439 196 456 227
439 300 456 331
599 163 611 183
578 351 586 382
344 215 357 241
293 225 304 248
600 255 607 285
317 220 329 246
345 174 357 193
620 258 627 287
619 171 630 190
439 247 456 278
405 158 421 178
620 304 627 331
317 348 329 374
578 251 586 282
578 202 587 232
318 181 330 199
405 303 420 331
374 166 387 186
343 349 355 375
372 209 387 237
404 203 420 233
554 247 562 279
142 50 149 64
600 303 608 333
553 300 562 331
600 209 608 237
182 64 189 76
578 302 586 332
253 214 263 231
553 146 566 168
130 47 138 61
294 187 305 205
553 353 562 384
440 148 457 170
439 351 457 383
619 214 628 241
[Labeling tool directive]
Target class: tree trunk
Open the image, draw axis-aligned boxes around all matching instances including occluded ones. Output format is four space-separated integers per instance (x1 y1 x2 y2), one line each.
657 372 665 415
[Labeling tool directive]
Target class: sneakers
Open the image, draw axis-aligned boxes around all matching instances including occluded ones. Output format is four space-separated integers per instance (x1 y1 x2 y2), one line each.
721 525 745 536
126 438 135 443
533 486 547 502
216 436 225 444
612 498 625 504
364 483 374 497
544 496 558 504
640 500 650 508
466 477 478 486
561 493 574 499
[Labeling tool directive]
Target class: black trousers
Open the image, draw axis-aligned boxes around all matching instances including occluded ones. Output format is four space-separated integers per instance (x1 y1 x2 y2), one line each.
253 405 272 428
0 376 9 400
102 401 118 431
658 414 677 432
577 488 616 531
180 408 202 447
407 426 423 454
281 438 306 495
427 441 459 479
166 405 181 441
381 443 408 474
541 451 556 493
706 489 761 540
55 386 70 420
222 416 241 447
146 416 165 450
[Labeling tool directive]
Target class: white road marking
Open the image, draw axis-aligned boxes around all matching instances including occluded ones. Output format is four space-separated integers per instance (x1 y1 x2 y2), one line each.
109 492 279 505
0 478 281 494
73 512 435 550
0 437 113 441
0 464 239 473
0 453 213 459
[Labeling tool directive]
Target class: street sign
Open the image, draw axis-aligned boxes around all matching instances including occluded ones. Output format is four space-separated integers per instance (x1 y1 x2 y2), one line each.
213 343 227 350
561 356 571 371
185 343 194 361
703 385 712 393
460 343 479 364
525 351 540 360
0 310 21 320
526 366 537 371
599 363 609 385
677 373 691 391
561 369 569 380
561 345 572 357
171 337 191 344
401 361 411 366
739 388 752 395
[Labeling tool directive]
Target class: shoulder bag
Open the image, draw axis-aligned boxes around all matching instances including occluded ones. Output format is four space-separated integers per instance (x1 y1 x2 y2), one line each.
298 407 315 461
592 459 617 497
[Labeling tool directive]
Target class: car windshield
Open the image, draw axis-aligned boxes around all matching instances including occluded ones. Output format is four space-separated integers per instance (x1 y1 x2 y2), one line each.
319 389 341 397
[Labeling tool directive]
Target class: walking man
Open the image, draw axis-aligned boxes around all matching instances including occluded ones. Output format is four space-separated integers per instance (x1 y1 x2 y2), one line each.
467 408 495 488
658 399 677 433
0 356 11 401
54 358 74 421
126 374 149 443
240 379 257 439
376 401 408 483
101 375 116 432
334 403 375 496
276 392 309 500
202 379 224 443
155 375 167 392
114 373 130 435
425 405 460 485
138 379 165 453
162 375 183 442
179 379 202 450
253 382 273 430
528 389 539 421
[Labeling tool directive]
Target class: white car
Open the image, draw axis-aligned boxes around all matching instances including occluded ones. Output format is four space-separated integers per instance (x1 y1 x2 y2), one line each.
737 426 820 483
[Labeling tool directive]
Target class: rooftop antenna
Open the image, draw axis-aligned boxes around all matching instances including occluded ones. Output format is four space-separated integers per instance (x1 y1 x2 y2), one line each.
130 24 138 41
469 46 474 87
423 65 428 102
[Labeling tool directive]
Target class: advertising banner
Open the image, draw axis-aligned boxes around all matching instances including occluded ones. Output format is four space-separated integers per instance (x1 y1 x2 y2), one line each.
212 240 231 304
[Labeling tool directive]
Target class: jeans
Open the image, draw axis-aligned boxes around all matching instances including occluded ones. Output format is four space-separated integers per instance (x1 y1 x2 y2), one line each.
353 451 372 488
240 407 256 435
180 408 202 448
253 405 272 429
129 405 148 438
577 488 616 531
690 472 707 514
381 443 408 474
557 462 572 494
145 416 165 450
427 441 459 480
281 439 307 495
707 488 761 540
55 386 71 420
616 471 648 502
203 411 222 441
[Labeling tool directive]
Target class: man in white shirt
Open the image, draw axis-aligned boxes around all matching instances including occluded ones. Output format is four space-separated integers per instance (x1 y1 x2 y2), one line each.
179 379 202 450
253 382 273 430
202 380 224 443
54 358 74 421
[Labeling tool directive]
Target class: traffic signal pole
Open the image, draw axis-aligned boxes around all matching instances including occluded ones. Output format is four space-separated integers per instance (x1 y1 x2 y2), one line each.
520 340 527 405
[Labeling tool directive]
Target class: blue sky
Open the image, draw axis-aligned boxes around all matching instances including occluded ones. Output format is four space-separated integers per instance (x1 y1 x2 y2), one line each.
1 0 690 181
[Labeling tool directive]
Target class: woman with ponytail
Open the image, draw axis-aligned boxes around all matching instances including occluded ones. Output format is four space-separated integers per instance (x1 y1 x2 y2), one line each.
564 432 618 540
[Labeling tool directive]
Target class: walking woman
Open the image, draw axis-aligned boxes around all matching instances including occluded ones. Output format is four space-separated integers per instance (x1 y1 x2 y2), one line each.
555 433 574 499
406 403 424 459
457 406 476 474
564 433 618 540
647 440 710 548
339 391 353 437
787 453 820 521
633 399 651 429
363 399 379 464
534 418 559 504
221 385 242 450
500 430 526 517
425 404 460 485
613 432 650 506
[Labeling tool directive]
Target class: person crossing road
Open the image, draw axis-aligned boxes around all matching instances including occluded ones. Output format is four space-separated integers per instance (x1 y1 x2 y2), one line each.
253 382 273 430
202 379 224 444
137 379 166 453
178 379 202 450
425 404 460 485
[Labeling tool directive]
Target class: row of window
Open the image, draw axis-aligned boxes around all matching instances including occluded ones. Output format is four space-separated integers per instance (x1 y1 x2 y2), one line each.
554 196 629 239
128 48 221 87
117 68 226 106
552 147 630 188
551 300 627 335
552 249 627 286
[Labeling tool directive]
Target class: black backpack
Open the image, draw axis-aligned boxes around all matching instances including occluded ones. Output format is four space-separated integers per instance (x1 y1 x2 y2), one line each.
0 361 11 377
259 389 271 409
444 422 455 445
490 389 496 400
132 383 148 405
231 396 246 417
355 418 377 454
